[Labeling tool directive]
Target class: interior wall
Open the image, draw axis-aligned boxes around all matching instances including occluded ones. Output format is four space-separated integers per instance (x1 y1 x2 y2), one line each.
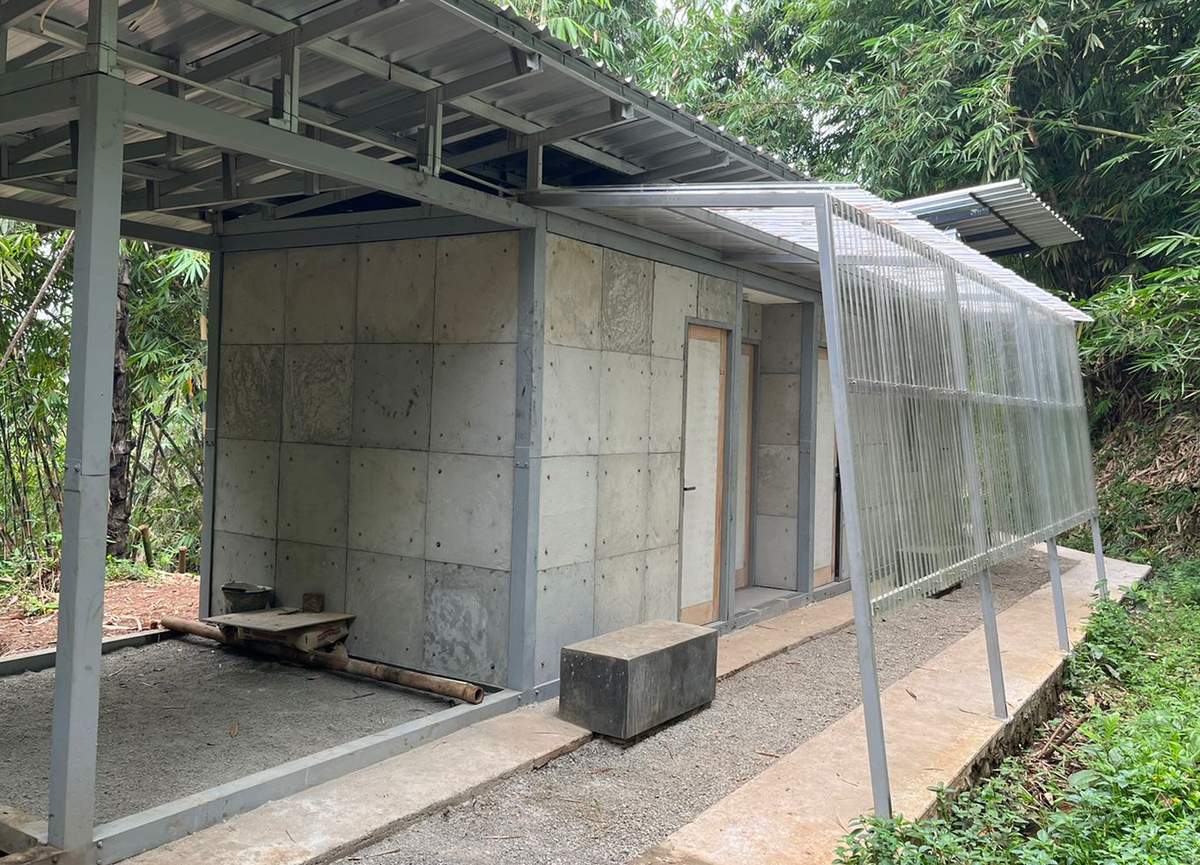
210 231 519 687
533 234 738 683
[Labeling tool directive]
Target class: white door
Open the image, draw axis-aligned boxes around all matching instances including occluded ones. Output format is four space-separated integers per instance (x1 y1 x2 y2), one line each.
680 325 727 624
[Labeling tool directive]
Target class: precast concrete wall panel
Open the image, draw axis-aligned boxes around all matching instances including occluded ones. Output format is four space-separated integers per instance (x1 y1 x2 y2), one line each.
535 561 595 680
760 304 803 372
351 343 433 450
284 245 357 343
644 545 681 620
756 444 800 518
214 438 279 538
434 233 518 343
538 455 599 570
651 263 698 359
648 356 684 453
757 374 801 445
742 301 763 341
646 452 682 548
545 234 602 349
601 249 654 354
346 550 424 668
425 453 513 571
594 550 647 634
217 344 283 441
697 274 738 325
596 452 649 557
283 344 353 445
356 238 436 342
754 515 799 589
277 442 349 547
430 343 517 456
348 447 427 558
210 531 276 613
275 540 348 610
221 250 285 344
423 561 509 683
599 351 651 454
212 233 519 687
542 344 601 456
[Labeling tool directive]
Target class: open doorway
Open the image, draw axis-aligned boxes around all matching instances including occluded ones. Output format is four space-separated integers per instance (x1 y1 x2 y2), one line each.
680 324 728 625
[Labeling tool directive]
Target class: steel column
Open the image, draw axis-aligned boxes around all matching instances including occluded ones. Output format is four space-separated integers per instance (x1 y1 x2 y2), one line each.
197 247 223 619
795 301 819 595
1045 537 1070 650
1091 518 1108 599
509 217 546 691
718 282 744 624
48 72 126 855
943 271 1007 720
813 196 892 817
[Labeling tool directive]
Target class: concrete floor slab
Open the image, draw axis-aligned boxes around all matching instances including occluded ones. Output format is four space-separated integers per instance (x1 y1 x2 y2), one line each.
122 706 589 865
0 638 451 824
637 551 1149 865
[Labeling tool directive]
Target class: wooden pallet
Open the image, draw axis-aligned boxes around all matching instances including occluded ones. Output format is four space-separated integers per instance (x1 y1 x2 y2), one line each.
202 608 355 653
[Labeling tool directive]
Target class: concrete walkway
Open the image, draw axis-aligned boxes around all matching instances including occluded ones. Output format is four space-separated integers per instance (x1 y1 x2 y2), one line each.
125 573 858 865
635 550 1149 865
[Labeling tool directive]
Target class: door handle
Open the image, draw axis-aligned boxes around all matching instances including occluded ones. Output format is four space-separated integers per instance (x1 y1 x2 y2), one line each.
683 485 697 492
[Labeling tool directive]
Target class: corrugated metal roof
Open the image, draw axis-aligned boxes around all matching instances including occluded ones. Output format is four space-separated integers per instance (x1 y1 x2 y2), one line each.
0 0 801 231
899 179 1083 255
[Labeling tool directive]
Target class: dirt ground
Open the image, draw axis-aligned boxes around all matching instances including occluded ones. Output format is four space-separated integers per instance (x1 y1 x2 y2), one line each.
0 635 454 822
341 548 1065 865
0 573 199 657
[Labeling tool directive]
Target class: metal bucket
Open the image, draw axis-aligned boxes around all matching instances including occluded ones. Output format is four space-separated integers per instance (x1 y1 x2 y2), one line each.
220 582 274 613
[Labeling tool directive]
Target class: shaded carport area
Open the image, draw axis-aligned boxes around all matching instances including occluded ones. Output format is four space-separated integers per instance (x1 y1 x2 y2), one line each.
0 0 1108 861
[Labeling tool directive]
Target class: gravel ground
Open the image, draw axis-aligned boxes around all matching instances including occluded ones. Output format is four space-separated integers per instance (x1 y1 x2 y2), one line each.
344 549 1056 865
0 636 453 822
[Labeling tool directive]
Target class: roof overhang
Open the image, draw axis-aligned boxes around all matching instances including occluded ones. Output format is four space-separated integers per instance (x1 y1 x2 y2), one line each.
899 179 1083 255
523 183 1091 324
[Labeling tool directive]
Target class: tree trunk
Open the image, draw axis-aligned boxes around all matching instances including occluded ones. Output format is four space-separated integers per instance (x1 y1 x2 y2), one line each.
107 256 134 559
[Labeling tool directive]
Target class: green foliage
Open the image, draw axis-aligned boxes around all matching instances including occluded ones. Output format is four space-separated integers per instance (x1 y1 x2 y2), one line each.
0 225 209 607
836 559 1200 865
1079 234 1200 426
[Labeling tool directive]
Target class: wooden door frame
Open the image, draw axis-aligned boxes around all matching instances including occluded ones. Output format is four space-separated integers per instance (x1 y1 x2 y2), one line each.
680 324 728 626
735 341 756 590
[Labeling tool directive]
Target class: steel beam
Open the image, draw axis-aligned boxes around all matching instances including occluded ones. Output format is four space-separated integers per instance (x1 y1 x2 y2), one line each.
814 194 892 818
190 0 404 85
522 184 840 209
120 79 538 226
625 150 730 184
0 76 81 135
0 192 216 249
510 217 546 691
48 71 125 857
0 0 48 27
448 101 633 169
181 0 639 175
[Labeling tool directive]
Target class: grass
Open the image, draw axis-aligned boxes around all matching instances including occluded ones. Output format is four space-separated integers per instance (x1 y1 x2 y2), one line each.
836 558 1200 865
1 554 169 618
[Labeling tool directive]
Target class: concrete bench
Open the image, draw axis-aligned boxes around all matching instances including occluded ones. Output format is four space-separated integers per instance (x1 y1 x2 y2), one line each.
558 620 718 740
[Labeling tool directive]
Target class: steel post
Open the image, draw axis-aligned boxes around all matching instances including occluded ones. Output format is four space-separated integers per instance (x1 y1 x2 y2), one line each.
1046 537 1070 650
1091 517 1108 599
48 72 126 855
814 196 892 817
